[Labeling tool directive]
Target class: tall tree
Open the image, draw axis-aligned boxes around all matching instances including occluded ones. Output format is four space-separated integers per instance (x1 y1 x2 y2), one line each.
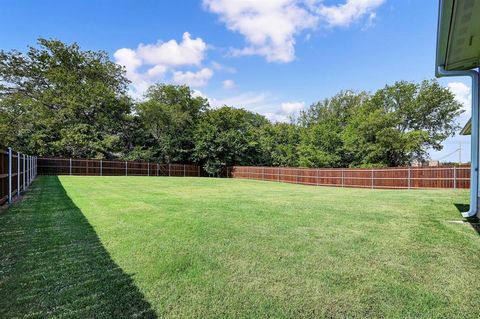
136 84 208 163
297 91 369 167
343 80 463 167
0 38 131 158
258 123 300 167
194 106 268 175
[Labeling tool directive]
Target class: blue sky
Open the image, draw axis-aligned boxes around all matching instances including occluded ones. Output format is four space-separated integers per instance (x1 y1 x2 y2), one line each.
0 0 472 162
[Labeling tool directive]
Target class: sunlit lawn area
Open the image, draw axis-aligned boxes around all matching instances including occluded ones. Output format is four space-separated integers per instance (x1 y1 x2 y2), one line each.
1 176 479 318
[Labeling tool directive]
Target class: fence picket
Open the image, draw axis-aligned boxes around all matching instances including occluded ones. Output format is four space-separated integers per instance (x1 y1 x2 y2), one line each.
8 148 12 204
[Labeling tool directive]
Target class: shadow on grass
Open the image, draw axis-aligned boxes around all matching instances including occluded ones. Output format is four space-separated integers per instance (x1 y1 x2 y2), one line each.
0 176 157 318
454 203 480 235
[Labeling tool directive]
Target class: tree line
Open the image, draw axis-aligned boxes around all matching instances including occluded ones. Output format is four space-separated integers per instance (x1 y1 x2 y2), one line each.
0 39 463 175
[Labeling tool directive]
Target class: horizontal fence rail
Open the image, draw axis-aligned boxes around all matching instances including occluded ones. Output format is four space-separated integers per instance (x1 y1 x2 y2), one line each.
0 148 38 206
38 157 203 177
229 166 470 190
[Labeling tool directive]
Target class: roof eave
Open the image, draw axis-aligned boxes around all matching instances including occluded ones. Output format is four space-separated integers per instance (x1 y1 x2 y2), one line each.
460 118 472 135
435 0 455 75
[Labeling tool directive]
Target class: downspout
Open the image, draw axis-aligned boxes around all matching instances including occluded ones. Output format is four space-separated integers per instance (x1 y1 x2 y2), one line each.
437 67 479 218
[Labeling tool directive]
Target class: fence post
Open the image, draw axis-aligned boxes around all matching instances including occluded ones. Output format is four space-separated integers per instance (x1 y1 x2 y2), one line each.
198 165 200 177
8 148 12 204
371 168 374 189
157 163 159 176
341 169 344 187
147 162 150 176
25 155 28 186
26 155 29 186
168 164 171 176
100 159 103 176
23 154 25 190
453 166 456 190
184 164 186 177
70 158 72 176
408 167 411 189
316 168 319 186
17 152 20 196
125 161 127 176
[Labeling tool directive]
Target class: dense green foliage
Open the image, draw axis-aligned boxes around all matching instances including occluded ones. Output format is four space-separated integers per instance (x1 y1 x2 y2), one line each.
193 106 268 175
1 176 477 318
137 84 209 163
0 39 463 173
0 39 131 158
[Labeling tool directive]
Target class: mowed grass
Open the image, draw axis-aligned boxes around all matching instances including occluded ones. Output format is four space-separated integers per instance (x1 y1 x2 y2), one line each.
1 176 479 318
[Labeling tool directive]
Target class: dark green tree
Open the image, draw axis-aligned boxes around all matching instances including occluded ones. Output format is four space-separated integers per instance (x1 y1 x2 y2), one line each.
343 80 463 167
297 91 369 167
136 84 209 163
193 106 268 175
0 38 131 158
258 123 300 167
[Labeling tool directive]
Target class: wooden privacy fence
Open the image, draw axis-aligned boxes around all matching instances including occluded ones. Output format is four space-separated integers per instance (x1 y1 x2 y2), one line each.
32 156 472 190
0 148 37 206
229 166 470 189
37 157 203 177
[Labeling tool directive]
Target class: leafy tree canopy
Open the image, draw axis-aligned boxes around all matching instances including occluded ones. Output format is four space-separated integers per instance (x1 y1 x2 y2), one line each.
0 38 131 158
193 106 268 175
136 84 209 163
343 80 462 167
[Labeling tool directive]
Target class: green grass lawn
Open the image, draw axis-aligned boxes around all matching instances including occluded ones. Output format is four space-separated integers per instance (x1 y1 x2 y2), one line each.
1 176 479 318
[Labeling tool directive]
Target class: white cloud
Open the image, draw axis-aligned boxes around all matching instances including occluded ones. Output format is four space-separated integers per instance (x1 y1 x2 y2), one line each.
211 91 271 109
114 32 211 98
113 48 142 76
194 89 303 123
203 0 317 63
146 64 167 79
318 0 385 27
136 32 206 67
263 101 305 122
172 68 214 87
264 112 290 123
281 101 305 113
447 82 471 113
211 61 236 73
222 79 236 89
203 0 384 63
